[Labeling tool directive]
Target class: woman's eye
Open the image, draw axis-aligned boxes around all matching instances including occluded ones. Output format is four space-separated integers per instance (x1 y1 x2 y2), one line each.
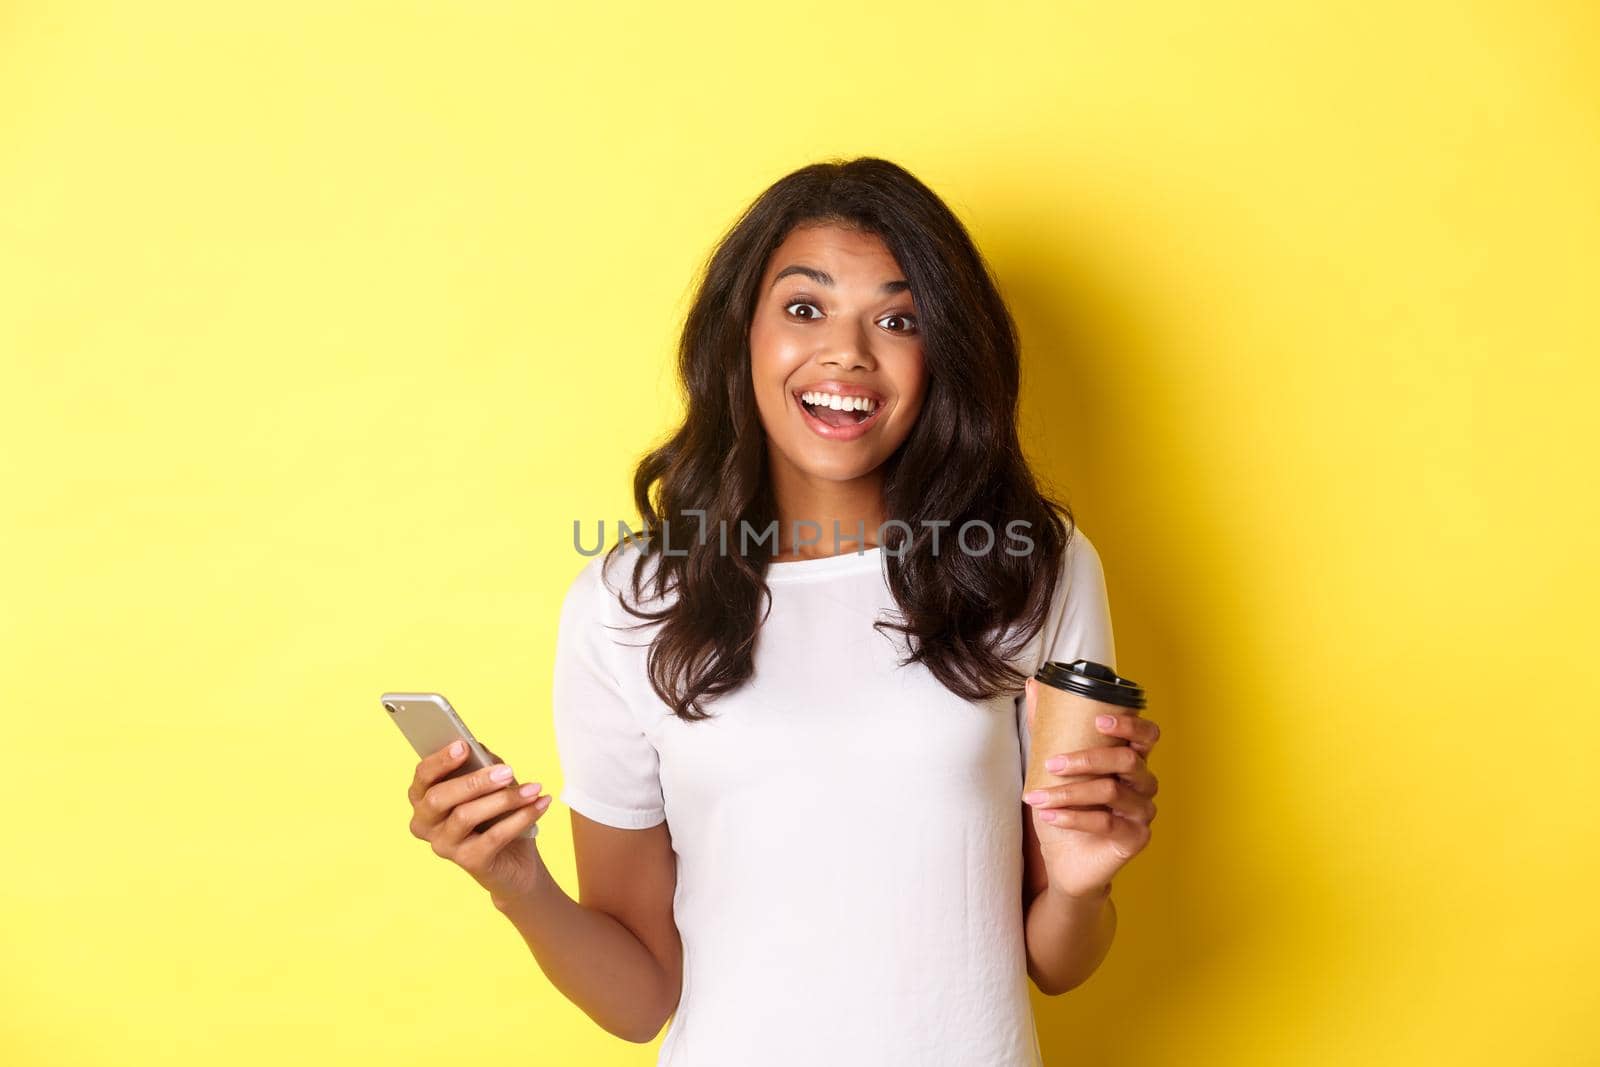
782 300 917 334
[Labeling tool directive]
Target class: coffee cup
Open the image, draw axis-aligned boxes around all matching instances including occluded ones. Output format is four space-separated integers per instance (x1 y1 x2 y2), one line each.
1025 659 1147 795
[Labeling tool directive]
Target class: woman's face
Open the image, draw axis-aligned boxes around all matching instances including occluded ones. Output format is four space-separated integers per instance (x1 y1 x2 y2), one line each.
749 222 928 485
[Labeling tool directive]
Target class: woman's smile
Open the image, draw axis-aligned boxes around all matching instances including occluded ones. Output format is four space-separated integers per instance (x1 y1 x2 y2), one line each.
791 380 887 441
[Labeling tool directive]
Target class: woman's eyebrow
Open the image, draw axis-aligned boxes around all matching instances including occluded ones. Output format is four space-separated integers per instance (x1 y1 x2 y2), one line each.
771 264 911 295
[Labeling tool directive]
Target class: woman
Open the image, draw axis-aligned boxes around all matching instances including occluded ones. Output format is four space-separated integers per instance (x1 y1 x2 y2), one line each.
405 157 1163 1065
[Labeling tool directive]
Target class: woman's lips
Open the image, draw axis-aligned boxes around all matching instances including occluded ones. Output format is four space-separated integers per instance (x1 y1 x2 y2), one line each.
792 390 885 442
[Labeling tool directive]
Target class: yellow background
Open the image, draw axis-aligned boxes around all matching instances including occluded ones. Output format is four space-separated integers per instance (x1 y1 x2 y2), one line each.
3 2 1596 1063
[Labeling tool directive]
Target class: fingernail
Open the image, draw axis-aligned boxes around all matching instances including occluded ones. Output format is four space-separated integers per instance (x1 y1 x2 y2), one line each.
449 740 464 758
1023 791 1046 804
490 765 514 782
1096 714 1116 729
519 782 541 798
535 795 553 809
1045 756 1066 772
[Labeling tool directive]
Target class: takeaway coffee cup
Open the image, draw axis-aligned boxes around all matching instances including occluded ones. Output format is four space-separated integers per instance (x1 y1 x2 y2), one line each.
1025 659 1147 795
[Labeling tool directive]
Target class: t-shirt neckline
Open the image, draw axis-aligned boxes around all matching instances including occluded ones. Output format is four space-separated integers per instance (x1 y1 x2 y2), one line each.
764 545 885 583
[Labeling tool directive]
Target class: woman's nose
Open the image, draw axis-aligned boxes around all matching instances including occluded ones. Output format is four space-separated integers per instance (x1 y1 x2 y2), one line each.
818 334 877 372
820 350 870 372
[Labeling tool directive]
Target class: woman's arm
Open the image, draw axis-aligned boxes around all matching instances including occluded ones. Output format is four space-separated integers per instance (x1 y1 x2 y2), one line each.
492 814 682 1043
1021 803 1118 995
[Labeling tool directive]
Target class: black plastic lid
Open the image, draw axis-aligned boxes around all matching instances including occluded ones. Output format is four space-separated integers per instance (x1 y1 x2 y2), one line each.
1034 659 1146 709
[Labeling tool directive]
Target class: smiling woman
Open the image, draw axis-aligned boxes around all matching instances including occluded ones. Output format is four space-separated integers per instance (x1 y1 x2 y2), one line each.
453 157 1163 1067
624 161 1082 704
756 225 922 450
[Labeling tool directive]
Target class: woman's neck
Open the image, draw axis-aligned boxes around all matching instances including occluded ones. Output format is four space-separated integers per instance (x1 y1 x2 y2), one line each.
767 456 886 561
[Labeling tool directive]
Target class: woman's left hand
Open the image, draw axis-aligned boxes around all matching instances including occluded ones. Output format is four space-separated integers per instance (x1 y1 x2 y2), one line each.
1023 676 1162 899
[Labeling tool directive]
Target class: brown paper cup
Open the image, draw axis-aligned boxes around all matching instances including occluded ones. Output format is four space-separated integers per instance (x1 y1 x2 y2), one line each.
1025 660 1146 796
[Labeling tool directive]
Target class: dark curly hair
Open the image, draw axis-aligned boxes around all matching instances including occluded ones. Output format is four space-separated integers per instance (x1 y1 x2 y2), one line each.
605 156 1074 722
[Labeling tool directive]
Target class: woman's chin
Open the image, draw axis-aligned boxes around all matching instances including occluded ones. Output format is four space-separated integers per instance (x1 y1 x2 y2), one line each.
795 451 884 484
768 437 878 483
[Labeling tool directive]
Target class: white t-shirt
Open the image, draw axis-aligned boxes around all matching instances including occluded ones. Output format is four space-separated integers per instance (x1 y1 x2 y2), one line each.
551 530 1117 1067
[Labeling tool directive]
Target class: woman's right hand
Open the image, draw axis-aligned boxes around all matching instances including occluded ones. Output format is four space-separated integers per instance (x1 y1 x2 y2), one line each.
408 740 555 902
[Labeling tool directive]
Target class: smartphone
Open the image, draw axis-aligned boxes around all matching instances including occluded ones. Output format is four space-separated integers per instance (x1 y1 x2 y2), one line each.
382 691 538 839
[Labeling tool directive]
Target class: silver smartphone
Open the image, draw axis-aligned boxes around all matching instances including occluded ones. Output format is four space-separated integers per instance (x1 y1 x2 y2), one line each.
382 691 538 839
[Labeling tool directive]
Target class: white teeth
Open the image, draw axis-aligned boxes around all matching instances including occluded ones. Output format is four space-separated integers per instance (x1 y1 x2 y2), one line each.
801 390 877 413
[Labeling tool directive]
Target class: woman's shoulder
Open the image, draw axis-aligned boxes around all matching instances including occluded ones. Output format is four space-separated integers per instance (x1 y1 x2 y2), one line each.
562 539 673 623
1062 525 1105 585
1044 525 1108 617
1032 523 1116 669
1001 524 1112 672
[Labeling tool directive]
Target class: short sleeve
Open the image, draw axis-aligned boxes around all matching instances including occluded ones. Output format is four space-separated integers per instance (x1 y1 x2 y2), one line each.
551 556 668 830
1016 528 1119 773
